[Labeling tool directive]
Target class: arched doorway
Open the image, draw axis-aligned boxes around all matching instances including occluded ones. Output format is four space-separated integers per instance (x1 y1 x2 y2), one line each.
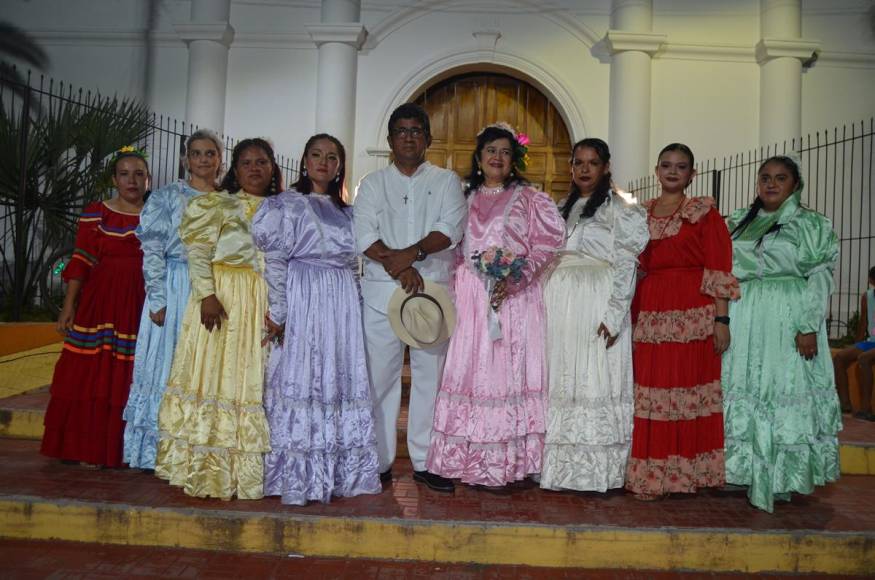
414 73 572 201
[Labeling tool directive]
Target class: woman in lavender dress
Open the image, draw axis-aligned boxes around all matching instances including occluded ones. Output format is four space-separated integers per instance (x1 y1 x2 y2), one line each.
252 133 381 505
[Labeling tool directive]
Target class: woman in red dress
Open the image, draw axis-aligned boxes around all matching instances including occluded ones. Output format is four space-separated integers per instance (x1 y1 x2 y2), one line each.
625 143 740 500
41 147 149 468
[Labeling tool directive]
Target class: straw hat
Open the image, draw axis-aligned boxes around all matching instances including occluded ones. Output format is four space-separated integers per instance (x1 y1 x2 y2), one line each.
387 280 456 349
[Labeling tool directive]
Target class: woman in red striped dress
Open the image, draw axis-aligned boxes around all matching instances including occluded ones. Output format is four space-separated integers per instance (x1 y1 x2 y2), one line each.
40 148 149 468
625 143 740 500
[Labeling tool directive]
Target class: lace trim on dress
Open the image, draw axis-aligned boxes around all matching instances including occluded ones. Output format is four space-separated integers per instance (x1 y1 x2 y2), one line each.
156 435 266 457
632 304 716 343
162 386 264 413
633 380 723 421
700 268 741 300
625 449 725 495
436 390 544 407
644 196 715 240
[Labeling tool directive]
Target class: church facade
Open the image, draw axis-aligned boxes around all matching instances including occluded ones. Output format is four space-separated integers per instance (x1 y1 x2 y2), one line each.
6 0 875 188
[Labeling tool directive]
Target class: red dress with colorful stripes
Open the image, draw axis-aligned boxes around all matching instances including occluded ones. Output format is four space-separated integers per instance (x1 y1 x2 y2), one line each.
41 201 145 467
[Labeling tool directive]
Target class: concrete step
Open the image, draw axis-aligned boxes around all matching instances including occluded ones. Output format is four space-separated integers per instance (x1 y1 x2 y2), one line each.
0 439 873 574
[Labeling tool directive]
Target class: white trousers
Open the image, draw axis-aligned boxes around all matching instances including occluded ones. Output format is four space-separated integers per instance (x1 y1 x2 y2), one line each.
362 301 448 472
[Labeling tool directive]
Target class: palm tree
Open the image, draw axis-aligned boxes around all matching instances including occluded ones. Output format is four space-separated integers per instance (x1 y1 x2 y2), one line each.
0 22 48 104
0 80 153 320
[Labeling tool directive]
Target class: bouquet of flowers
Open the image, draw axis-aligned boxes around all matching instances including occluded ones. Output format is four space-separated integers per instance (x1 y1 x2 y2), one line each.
470 246 527 340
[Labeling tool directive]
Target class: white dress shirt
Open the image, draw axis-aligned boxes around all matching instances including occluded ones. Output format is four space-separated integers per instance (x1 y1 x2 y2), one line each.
354 162 466 311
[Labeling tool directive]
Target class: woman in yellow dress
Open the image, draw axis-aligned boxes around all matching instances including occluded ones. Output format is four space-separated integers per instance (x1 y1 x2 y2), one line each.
155 138 283 499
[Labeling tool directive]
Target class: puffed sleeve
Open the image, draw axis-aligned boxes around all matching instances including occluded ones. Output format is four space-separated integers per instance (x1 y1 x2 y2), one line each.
353 176 380 254
431 172 467 248
793 212 839 334
603 200 649 335
136 184 174 312
514 189 566 290
252 195 291 325
63 202 103 284
699 208 741 300
179 193 223 301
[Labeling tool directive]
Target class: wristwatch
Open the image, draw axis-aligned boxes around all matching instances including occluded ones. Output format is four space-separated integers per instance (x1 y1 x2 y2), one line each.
714 315 730 325
415 245 427 262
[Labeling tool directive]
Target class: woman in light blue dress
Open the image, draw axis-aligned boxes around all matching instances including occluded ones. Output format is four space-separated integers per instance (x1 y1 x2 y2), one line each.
122 129 224 469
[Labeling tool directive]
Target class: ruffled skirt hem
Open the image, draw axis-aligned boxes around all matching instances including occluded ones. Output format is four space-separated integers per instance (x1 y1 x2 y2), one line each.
155 435 266 500
540 442 630 492
122 424 159 469
426 432 543 486
725 435 840 513
263 446 381 505
625 449 724 496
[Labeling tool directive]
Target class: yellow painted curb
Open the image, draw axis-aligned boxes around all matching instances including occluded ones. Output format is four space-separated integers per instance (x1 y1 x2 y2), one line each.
840 444 875 475
0 497 873 574
0 343 60 398
0 408 43 439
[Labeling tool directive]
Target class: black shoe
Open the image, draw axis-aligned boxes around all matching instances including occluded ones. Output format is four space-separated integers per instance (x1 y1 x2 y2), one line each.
380 468 392 483
413 470 455 493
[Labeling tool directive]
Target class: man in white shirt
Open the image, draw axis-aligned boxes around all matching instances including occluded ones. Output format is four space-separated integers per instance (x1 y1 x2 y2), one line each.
354 103 466 492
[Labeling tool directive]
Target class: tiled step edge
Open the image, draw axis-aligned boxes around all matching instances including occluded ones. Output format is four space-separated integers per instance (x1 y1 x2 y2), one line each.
0 496 873 574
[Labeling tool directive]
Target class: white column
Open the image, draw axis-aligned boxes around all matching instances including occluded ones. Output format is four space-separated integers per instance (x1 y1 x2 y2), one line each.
603 0 666 188
306 0 367 159
756 0 819 147
174 0 234 133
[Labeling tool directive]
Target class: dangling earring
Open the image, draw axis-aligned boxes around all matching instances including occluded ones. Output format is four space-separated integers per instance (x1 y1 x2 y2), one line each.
302 168 308 177
334 174 341 182
476 167 482 176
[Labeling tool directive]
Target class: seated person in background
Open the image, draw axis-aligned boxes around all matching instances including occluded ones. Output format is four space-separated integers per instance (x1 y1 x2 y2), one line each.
833 266 875 421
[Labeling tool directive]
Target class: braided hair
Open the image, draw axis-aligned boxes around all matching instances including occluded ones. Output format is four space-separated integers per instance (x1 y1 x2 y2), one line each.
560 138 613 221
730 155 802 246
219 138 283 196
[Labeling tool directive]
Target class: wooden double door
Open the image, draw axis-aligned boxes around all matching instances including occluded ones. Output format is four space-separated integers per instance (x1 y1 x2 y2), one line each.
414 73 572 201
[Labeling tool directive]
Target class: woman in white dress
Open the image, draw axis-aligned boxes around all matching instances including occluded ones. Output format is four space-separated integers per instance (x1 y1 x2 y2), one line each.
541 138 649 492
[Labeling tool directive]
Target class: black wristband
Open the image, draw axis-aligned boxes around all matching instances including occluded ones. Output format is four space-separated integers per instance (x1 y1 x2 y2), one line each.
714 315 730 325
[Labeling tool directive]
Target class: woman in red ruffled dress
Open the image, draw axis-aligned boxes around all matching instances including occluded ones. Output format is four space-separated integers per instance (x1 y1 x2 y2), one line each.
625 143 740 500
40 147 148 468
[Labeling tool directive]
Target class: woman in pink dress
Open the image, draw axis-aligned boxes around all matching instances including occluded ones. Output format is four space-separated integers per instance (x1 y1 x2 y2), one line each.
426 123 565 488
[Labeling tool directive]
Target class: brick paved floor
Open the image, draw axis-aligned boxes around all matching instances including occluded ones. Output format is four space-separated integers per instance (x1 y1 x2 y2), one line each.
1 439 873 532
0 539 860 579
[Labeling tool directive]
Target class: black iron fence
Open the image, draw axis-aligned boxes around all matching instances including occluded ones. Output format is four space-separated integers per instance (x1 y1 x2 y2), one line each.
628 118 875 339
0 68 298 318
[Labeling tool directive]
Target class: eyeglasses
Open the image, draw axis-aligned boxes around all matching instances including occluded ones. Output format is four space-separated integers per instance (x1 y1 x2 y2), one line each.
391 127 426 138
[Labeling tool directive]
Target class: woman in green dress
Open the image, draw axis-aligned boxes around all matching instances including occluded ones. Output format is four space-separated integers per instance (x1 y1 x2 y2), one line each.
722 155 841 513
